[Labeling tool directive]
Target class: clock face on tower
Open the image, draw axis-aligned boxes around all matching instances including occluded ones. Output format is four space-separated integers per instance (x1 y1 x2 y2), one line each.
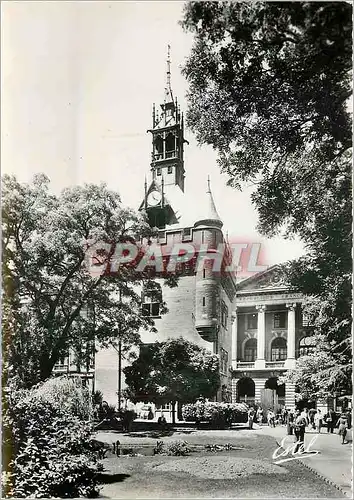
147 190 162 207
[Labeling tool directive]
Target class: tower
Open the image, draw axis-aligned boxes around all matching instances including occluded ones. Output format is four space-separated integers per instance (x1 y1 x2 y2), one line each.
194 178 225 347
147 45 187 193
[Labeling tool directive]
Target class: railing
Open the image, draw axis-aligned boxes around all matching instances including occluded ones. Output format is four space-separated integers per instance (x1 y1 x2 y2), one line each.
265 361 285 368
236 362 255 369
53 364 69 372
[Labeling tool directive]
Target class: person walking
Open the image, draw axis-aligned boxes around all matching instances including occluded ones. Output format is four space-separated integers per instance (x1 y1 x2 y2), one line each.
248 407 255 430
287 408 295 435
267 409 275 428
256 407 264 425
294 409 307 453
309 408 316 430
314 409 323 433
336 413 349 444
325 408 336 433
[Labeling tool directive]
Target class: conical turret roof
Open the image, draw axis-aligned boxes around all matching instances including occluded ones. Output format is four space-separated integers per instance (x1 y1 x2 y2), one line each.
194 178 223 229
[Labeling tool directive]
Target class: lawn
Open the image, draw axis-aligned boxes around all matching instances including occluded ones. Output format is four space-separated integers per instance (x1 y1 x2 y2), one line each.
96 429 344 498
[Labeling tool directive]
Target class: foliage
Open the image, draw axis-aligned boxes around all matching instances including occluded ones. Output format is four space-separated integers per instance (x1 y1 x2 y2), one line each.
2 174 175 387
2 376 101 498
182 401 248 426
154 440 191 456
181 1 352 397
92 390 104 407
123 337 220 423
285 335 352 401
165 440 191 456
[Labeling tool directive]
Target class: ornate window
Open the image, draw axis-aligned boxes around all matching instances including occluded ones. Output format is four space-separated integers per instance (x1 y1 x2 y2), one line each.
244 338 257 362
247 313 257 330
273 312 286 329
298 336 315 357
271 337 287 361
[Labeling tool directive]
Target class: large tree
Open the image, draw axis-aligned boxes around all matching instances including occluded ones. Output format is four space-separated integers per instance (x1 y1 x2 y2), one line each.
181 1 352 398
2 174 173 387
123 337 220 423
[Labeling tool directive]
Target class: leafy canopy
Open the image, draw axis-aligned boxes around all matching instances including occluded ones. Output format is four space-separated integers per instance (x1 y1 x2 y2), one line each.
2 174 173 387
182 1 352 397
123 337 220 407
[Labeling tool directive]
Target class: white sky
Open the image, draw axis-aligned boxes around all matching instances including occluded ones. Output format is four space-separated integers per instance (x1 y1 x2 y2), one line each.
2 1 305 267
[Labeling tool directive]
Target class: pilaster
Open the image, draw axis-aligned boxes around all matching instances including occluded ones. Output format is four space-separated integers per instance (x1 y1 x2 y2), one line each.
285 303 297 369
231 310 238 370
255 304 266 369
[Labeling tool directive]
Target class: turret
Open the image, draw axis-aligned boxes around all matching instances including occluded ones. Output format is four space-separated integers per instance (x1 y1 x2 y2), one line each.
194 178 224 344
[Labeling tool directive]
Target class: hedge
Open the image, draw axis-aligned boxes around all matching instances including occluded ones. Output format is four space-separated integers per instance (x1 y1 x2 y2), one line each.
182 401 248 426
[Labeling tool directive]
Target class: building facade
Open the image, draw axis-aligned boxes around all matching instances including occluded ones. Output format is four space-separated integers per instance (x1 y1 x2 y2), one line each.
231 266 313 411
56 52 314 414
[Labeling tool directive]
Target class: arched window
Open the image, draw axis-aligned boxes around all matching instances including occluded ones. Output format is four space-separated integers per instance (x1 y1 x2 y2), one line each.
298 336 315 357
244 338 257 362
165 133 175 157
271 337 287 361
154 135 163 159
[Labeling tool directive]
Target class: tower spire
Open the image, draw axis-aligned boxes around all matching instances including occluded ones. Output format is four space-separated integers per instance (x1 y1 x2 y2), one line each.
165 44 173 103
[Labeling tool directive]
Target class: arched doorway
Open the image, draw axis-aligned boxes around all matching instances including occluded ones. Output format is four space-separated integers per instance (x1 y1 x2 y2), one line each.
237 377 255 405
262 377 286 410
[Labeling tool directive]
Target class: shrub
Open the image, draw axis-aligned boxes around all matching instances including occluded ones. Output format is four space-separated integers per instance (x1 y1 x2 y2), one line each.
154 440 190 456
166 440 191 456
182 401 248 427
2 376 102 498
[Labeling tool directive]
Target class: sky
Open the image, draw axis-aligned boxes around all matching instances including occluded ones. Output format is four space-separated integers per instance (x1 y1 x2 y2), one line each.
2 1 305 267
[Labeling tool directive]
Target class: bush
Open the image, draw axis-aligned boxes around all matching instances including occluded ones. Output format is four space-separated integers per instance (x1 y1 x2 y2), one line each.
165 440 190 456
2 376 102 498
154 440 190 456
182 401 248 427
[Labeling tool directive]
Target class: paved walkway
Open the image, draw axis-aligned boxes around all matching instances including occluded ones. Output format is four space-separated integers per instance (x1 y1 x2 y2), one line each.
254 424 352 498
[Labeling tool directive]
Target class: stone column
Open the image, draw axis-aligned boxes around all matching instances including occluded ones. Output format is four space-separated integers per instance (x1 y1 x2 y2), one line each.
231 309 238 370
285 382 296 409
255 305 266 369
285 303 296 369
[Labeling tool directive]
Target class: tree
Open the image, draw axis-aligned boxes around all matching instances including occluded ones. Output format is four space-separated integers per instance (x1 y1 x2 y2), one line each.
2 174 174 388
181 1 352 396
123 337 220 423
283 335 352 402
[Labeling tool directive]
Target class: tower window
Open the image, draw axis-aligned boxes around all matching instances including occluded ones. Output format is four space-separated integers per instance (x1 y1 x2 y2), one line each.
157 168 162 176
221 301 228 328
182 227 192 242
203 269 206 278
167 165 173 174
142 283 162 318
202 297 206 307
165 133 175 158
154 135 163 158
